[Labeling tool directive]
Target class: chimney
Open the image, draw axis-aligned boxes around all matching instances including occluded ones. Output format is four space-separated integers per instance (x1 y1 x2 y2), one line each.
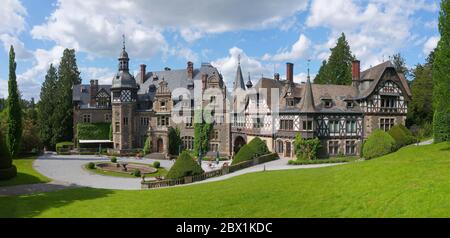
286 62 294 82
352 60 361 87
140 64 147 84
202 74 208 90
89 80 98 107
187 61 194 79
274 73 280 81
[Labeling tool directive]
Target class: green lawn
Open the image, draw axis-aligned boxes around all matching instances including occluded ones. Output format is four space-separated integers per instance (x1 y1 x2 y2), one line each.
84 163 168 178
0 156 51 187
0 142 449 218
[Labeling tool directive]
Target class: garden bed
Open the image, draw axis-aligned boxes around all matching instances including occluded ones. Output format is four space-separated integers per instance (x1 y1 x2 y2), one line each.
85 162 168 178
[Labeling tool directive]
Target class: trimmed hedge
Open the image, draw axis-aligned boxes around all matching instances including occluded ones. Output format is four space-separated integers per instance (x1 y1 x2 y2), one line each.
153 161 160 168
288 157 357 165
388 124 416 150
77 123 111 140
166 151 204 179
56 141 74 153
232 137 269 165
363 130 396 159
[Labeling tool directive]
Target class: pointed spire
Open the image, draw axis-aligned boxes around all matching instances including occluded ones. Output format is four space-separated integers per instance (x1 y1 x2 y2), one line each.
300 74 316 113
246 72 253 89
233 58 245 91
122 34 126 50
307 59 311 81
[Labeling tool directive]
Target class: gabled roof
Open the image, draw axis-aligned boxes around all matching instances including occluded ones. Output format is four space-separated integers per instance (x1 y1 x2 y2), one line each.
358 61 412 98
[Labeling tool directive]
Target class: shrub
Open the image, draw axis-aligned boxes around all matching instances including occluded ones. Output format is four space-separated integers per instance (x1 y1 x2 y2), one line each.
77 123 110 140
166 151 204 179
363 130 396 159
56 141 74 153
110 157 117 163
232 137 270 165
133 169 141 177
293 133 321 160
288 157 357 165
87 162 95 169
388 124 416 150
153 161 160 168
143 137 151 155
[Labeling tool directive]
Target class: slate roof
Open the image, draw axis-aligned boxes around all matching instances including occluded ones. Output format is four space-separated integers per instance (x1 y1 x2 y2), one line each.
73 84 112 108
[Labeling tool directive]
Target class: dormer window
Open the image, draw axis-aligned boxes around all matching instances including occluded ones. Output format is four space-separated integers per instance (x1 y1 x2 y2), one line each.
347 101 354 108
287 99 295 107
324 100 332 108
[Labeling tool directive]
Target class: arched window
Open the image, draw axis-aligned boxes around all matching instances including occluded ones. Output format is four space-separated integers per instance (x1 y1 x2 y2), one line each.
276 140 284 154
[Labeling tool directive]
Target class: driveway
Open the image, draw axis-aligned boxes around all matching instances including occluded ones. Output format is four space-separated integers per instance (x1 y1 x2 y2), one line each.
33 153 175 190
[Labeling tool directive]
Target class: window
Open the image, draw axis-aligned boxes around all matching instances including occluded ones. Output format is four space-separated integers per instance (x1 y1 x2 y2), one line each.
303 120 313 131
345 120 357 134
328 141 339 155
329 120 339 135
280 119 294 130
210 96 216 103
115 122 120 133
253 118 263 129
123 117 129 126
186 117 193 128
157 116 170 126
380 96 397 112
324 100 332 108
379 118 395 131
182 136 194 150
210 143 219 152
83 114 91 123
97 97 110 108
276 140 284 154
212 130 219 140
287 99 295 107
346 101 354 108
140 117 149 127
345 140 356 155
160 101 166 108
104 114 112 123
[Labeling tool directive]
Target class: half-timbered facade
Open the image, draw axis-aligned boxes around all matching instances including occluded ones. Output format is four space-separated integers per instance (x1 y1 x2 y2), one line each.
231 60 411 158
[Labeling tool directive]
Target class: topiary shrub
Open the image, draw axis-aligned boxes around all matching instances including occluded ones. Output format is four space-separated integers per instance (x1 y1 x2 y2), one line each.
87 162 95 169
166 151 204 179
388 124 416 150
143 137 151 155
363 130 396 159
132 169 141 177
153 161 160 168
110 157 117 163
232 137 270 165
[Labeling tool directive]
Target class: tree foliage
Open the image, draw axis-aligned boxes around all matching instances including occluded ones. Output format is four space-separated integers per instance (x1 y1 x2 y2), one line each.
293 133 321 160
38 64 58 149
391 53 410 78
168 127 182 155
6 46 22 158
52 49 81 144
314 33 354 85
143 136 151 155
388 124 416 150
76 123 111 140
432 0 450 142
193 109 213 155
363 130 396 159
232 137 269 165
166 151 204 179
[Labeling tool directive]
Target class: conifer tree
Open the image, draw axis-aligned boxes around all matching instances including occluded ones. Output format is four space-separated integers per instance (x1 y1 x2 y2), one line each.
6 45 22 159
432 0 450 142
314 33 354 85
391 53 410 77
52 49 81 144
38 64 58 149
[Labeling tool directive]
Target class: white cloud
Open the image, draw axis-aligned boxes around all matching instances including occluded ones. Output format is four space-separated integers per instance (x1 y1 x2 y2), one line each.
0 0 30 59
17 46 65 99
0 79 7 99
211 47 273 89
423 36 440 55
80 67 115 85
31 0 309 59
263 34 311 61
306 0 439 68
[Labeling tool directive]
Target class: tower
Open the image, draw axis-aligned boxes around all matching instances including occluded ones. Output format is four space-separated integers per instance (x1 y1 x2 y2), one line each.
111 35 138 151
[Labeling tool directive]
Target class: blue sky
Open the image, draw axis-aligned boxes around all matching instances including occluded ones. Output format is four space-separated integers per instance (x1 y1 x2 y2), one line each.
0 0 441 100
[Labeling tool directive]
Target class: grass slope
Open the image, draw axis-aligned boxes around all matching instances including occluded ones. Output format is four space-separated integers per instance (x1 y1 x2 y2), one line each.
0 143 449 218
0 156 51 187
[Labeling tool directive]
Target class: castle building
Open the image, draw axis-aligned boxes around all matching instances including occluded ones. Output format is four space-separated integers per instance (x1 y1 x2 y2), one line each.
73 42 411 159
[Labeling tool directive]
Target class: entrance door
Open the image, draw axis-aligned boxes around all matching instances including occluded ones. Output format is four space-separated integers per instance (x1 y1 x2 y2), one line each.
157 138 164 153
285 141 292 158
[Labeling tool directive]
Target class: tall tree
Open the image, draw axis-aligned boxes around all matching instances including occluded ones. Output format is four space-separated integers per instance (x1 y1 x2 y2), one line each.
432 0 450 142
314 33 354 85
52 49 81 144
391 53 410 78
407 61 433 126
6 45 22 159
38 64 58 149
